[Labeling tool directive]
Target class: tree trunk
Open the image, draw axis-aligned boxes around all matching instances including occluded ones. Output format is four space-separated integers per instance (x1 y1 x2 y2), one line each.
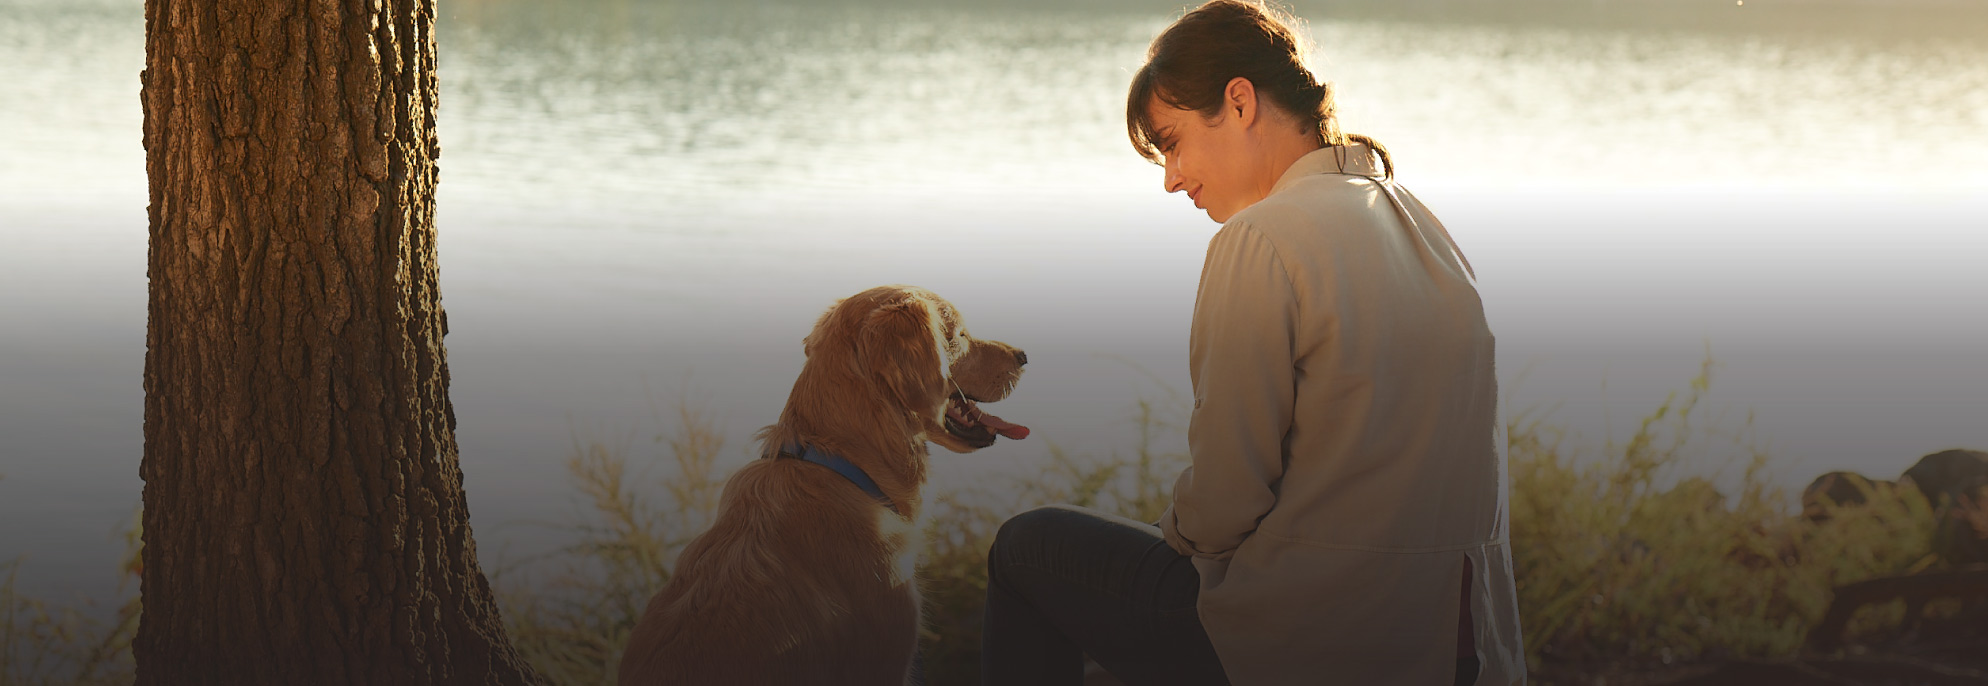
136 0 540 683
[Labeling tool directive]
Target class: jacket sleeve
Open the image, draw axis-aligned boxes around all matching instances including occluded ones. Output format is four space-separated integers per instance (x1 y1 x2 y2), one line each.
1159 220 1297 561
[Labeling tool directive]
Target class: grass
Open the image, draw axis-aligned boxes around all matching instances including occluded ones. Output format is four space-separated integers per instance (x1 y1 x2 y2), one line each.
491 393 1193 686
492 403 727 686
3 358 1971 684
1508 357 1942 678
0 506 139 686
493 357 1952 684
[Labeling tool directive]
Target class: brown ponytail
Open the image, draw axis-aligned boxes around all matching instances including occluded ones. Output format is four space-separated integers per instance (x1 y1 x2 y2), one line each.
1126 0 1393 179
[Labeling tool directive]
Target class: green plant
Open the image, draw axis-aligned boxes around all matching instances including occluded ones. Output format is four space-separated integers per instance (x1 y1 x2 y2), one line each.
494 402 729 686
12 359 1954 685
492 391 1193 686
1508 356 1938 676
0 507 139 686
914 396 1191 686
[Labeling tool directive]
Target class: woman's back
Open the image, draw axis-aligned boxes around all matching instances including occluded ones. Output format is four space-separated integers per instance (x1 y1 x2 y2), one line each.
1228 145 1501 551
1171 142 1524 685
982 2 1525 683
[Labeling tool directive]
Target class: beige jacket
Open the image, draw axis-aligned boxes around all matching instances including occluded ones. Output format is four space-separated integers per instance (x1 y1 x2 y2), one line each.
1158 143 1525 685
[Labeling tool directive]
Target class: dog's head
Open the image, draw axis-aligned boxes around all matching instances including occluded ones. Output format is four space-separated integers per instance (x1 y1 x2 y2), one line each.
804 285 1027 452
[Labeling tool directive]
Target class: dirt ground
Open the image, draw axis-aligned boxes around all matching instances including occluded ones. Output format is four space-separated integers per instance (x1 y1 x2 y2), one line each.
1081 639 1988 686
1537 631 1988 686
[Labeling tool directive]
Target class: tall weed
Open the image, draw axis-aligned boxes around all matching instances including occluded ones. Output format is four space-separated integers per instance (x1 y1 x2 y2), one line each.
0 359 1962 685
1509 357 1938 673
0 508 138 686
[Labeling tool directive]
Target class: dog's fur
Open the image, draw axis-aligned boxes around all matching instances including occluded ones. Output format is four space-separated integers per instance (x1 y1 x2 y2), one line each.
617 285 1025 686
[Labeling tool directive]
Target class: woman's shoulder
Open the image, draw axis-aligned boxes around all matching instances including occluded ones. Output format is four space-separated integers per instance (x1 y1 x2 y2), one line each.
1226 173 1384 243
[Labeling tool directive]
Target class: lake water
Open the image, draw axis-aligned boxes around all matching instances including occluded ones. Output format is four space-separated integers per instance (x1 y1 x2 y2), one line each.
3 0 1986 610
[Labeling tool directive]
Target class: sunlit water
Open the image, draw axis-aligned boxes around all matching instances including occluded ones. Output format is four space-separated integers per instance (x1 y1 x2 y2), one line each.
3 0 1986 609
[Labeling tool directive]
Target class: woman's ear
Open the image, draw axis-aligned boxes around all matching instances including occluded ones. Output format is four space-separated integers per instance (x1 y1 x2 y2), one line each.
1225 76 1256 125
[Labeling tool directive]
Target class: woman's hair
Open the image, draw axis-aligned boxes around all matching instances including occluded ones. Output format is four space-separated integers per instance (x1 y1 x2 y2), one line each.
1126 0 1392 178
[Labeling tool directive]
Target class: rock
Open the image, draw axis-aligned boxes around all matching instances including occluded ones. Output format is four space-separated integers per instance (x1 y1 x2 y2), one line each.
1934 510 1988 567
1902 449 1988 566
1801 471 1894 522
1902 449 1988 510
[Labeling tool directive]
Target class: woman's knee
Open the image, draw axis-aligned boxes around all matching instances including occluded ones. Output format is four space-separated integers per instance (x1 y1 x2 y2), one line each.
989 504 1092 569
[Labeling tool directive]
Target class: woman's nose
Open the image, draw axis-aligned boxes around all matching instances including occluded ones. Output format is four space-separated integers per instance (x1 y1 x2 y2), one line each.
1163 157 1184 194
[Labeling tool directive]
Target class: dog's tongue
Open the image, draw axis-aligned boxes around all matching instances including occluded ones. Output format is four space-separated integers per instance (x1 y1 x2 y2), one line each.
978 411 1029 440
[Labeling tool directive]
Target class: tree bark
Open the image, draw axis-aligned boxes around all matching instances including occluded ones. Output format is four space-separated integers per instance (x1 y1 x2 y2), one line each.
137 0 540 683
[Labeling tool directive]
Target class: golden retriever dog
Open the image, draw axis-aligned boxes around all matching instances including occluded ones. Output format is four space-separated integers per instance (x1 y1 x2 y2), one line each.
618 285 1028 686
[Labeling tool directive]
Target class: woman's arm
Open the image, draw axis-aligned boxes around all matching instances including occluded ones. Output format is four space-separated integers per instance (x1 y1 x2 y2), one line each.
1159 220 1298 562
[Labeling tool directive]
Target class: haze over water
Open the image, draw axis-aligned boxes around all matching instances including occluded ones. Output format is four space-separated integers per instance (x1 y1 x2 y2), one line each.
3 0 1985 607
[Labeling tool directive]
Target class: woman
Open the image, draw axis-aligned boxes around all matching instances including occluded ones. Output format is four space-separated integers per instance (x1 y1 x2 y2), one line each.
981 2 1524 684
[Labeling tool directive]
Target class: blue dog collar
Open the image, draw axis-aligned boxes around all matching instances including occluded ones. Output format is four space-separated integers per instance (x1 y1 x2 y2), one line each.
780 443 899 515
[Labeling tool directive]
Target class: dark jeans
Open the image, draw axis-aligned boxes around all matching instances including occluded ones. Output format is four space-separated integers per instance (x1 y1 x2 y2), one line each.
981 504 1483 686
982 504 1228 686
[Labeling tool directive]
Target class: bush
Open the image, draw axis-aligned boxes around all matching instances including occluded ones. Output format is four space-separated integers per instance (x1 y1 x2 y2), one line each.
502 357 1946 684
493 394 1191 685
0 506 138 686
1509 357 1938 676
2 359 1959 684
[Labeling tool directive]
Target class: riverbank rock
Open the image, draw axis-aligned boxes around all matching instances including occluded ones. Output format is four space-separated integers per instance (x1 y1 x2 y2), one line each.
1646 656 1988 685
1904 449 1988 510
1800 471 1897 522
1903 450 1988 566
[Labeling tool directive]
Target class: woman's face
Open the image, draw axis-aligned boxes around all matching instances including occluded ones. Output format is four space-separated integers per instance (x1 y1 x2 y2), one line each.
1146 95 1258 224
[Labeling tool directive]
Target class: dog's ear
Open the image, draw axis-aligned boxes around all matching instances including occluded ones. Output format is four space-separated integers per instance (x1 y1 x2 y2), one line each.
802 297 851 358
859 296 944 415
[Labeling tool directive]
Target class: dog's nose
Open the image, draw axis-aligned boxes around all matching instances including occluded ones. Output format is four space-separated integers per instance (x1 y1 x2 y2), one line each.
1014 349 1028 366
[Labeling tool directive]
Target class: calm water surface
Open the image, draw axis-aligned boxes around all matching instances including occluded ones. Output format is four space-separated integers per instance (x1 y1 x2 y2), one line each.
3 0 1986 607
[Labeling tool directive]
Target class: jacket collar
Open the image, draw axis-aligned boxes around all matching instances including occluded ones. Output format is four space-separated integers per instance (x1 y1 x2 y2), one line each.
1268 141 1384 198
